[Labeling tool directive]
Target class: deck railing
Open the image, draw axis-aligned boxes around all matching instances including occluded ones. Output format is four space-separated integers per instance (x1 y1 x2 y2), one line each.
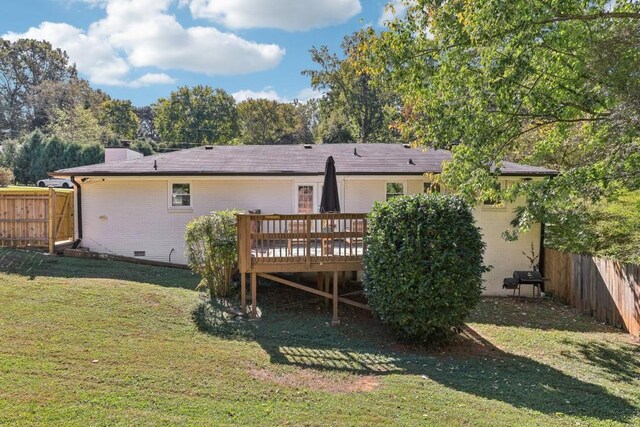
237 213 367 273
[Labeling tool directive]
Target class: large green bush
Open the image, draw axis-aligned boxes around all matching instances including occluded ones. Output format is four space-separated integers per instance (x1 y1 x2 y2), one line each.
363 194 487 342
185 210 240 298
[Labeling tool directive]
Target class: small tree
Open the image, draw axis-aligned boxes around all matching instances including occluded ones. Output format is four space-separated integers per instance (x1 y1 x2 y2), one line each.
0 168 14 187
185 210 240 298
363 194 488 343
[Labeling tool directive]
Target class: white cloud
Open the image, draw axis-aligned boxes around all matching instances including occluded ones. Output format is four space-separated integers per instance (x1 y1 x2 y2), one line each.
3 0 285 86
232 89 285 102
127 73 176 88
295 87 323 102
378 0 408 27
187 0 361 31
232 87 324 103
4 21 130 86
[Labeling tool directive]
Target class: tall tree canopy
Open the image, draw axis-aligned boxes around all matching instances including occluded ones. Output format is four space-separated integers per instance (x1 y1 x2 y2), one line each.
358 0 640 235
237 98 312 145
154 85 240 146
303 31 400 144
0 39 78 138
99 99 139 140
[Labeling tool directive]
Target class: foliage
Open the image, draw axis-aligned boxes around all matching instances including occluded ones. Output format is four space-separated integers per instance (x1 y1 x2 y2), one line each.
237 98 312 145
0 167 13 186
129 139 157 156
6 131 103 184
99 99 139 140
0 139 19 169
133 105 158 141
0 38 78 138
47 104 113 145
590 191 640 263
28 78 108 132
313 108 355 144
154 85 239 146
357 1 640 235
303 31 401 144
185 210 240 298
363 193 487 342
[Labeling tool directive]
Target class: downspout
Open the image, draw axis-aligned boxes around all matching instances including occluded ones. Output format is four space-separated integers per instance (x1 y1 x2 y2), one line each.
70 176 83 239
538 174 555 278
538 222 545 273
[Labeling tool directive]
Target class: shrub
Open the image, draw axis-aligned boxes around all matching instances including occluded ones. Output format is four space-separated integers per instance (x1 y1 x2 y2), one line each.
363 194 488 342
185 210 240 298
0 168 14 187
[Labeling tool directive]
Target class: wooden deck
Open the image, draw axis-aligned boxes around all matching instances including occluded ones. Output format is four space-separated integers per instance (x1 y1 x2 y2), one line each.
237 213 369 324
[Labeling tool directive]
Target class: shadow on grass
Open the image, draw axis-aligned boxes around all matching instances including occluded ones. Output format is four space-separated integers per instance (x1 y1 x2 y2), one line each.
568 340 640 384
193 297 638 422
468 297 622 333
0 248 200 290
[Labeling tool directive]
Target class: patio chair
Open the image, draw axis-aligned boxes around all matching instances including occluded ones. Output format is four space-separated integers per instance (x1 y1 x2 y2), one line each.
503 277 520 297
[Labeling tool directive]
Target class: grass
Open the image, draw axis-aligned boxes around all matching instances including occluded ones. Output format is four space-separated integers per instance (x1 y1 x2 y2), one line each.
0 248 638 426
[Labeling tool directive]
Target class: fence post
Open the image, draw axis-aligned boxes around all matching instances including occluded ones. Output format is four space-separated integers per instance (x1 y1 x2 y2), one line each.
48 188 56 254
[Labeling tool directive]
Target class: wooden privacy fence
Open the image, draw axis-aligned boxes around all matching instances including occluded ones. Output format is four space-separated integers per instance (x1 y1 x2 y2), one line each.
0 187 74 253
544 248 640 336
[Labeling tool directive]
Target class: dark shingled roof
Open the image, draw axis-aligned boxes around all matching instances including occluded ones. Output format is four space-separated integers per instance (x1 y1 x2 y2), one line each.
52 143 557 177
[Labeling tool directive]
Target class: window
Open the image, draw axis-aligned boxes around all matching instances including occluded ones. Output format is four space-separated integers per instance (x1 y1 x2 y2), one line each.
171 183 191 207
483 181 504 207
386 182 404 200
297 185 314 213
423 182 441 194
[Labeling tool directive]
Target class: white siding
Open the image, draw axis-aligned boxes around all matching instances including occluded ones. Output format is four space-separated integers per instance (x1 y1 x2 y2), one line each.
473 202 541 295
339 177 539 295
80 178 293 265
78 175 541 296
343 179 385 212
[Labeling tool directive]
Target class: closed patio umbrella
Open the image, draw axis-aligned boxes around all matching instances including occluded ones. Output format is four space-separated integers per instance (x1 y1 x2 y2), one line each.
320 156 340 213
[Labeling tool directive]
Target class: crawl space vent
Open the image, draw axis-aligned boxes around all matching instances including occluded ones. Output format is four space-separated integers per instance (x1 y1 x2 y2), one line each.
133 251 146 257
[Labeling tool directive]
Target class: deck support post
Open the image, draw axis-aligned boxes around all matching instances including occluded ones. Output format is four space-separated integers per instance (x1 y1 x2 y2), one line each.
323 273 330 306
240 273 246 313
250 272 257 318
332 271 340 325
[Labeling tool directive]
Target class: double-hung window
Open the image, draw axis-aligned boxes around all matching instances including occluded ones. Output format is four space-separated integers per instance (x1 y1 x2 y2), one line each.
386 182 404 200
170 183 191 208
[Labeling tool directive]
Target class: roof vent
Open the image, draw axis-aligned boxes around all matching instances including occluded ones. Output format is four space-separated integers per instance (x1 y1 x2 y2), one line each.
204 145 213 150
153 160 158 170
353 148 361 157
303 144 313 149
408 158 415 165
403 144 411 149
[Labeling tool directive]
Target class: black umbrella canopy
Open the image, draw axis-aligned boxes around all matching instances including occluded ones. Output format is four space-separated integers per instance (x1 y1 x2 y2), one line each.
320 156 340 213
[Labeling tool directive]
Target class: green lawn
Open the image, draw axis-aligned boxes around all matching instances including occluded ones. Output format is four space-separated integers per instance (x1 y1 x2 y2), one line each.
0 249 638 426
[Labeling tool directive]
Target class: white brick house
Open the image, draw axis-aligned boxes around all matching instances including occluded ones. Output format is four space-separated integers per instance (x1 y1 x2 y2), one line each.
53 143 556 295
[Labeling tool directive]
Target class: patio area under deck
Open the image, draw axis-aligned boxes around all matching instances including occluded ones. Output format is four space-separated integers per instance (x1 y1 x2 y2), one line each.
236 213 369 324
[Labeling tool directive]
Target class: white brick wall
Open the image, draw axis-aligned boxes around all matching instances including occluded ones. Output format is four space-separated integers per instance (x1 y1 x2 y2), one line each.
78 175 540 295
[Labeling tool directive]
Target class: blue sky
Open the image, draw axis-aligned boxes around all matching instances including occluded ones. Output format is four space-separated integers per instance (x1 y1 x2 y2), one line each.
1 0 402 106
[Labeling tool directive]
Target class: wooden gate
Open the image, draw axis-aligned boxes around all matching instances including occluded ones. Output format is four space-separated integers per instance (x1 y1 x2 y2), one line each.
0 187 74 253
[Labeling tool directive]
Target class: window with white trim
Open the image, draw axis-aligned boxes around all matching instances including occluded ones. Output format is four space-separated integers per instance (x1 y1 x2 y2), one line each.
171 183 191 207
297 185 314 214
386 182 404 200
